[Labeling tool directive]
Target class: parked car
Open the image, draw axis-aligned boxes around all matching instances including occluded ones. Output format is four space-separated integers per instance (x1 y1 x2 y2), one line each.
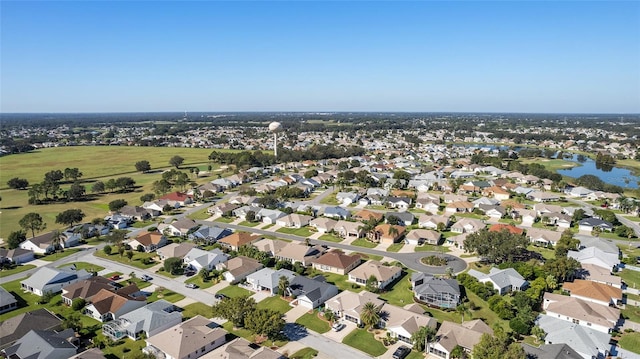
392 345 411 359
141 274 153 282
331 322 345 332
214 293 228 301
109 275 121 281
185 283 198 289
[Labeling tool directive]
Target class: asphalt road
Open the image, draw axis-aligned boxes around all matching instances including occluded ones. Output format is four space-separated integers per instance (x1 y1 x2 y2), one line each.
283 323 372 359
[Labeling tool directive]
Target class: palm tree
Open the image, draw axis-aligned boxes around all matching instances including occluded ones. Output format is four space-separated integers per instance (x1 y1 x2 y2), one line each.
51 230 65 253
456 303 471 322
278 276 290 298
360 301 381 330
387 225 400 240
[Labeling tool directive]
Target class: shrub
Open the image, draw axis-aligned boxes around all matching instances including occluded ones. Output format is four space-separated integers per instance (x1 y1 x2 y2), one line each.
72 298 86 311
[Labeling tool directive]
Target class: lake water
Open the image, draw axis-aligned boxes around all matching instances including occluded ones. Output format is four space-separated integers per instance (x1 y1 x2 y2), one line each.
558 155 639 189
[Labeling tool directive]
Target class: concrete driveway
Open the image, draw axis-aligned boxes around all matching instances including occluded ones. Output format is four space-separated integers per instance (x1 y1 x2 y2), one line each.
322 320 357 342
283 304 311 322
249 290 271 303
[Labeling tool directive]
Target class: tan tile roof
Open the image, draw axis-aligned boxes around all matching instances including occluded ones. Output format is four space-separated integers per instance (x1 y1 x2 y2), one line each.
62 277 114 302
349 260 401 283
312 251 361 270
135 231 165 246
146 315 227 359
219 232 260 248
435 320 493 352
354 209 384 222
544 292 620 328
562 279 622 303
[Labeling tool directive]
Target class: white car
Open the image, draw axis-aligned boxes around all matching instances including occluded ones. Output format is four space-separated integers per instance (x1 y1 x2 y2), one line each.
331 322 345 332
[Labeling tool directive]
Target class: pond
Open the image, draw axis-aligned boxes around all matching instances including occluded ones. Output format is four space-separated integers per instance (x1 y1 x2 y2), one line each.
558 154 639 189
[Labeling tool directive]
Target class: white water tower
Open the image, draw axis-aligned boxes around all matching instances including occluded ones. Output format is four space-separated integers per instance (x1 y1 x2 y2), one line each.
269 121 283 160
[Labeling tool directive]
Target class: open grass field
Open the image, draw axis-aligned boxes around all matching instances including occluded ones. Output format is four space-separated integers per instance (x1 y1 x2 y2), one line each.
520 158 579 172
342 329 388 357
0 146 236 240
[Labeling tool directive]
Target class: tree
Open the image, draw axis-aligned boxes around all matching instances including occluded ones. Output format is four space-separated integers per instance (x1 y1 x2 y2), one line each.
64 168 83 182
278 275 290 297
126 250 134 262
115 177 136 192
66 182 86 201
7 177 29 190
450 345 465 358
164 257 182 275
103 245 112 255
212 296 257 328
135 160 152 173
472 329 526 359
140 193 155 202
245 308 286 339
44 169 64 183
91 181 105 193
463 229 529 264
51 229 65 252
71 298 86 311
411 325 436 352
360 301 381 330
324 308 336 323
531 326 546 344
200 268 210 282
7 230 26 249
555 229 580 257
456 302 471 322
19 212 46 237
55 209 85 227
544 257 581 282
169 155 185 169
62 312 83 332
366 275 379 293
152 179 173 195
108 199 128 212
246 210 256 223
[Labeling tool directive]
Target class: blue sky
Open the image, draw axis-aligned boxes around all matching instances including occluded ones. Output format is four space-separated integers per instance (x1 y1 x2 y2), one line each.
2 1 639 113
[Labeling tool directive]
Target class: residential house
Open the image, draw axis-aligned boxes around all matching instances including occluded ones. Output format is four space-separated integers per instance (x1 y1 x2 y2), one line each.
143 315 227 359
415 198 440 213
562 280 622 307
385 211 415 226
104 213 132 229
473 197 500 208
252 238 288 256
208 203 241 216
218 232 261 251
61 276 120 306
353 209 384 223
468 267 528 295
381 303 437 346
326 290 385 325
579 264 622 289
451 218 485 234
418 214 451 230
274 242 324 266
567 186 594 198
165 218 198 236
348 260 402 290
428 320 493 359
334 220 365 239
188 225 233 244
518 209 538 227
405 229 441 246
521 343 582 359
19 230 79 255
0 247 34 264
70 348 107 359
536 315 611 359
218 337 285 359
246 268 297 295
528 191 561 203
287 275 339 309
367 224 406 244
184 248 229 271
489 223 525 235
411 273 460 309
578 218 614 233
256 208 286 224
336 191 360 205
102 299 182 341
156 242 197 261
2 329 77 359
543 293 620 333
83 284 147 322
220 256 264 284
119 205 153 221
0 286 17 314
445 201 474 214
311 251 362 275
541 212 573 229
275 213 313 229
127 231 168 253
480 205 506 220
0 309 62 350
387 196 412 210
527 228 562 247
143 200 174 215
21 266 92 296
568 247 619 272
158 191 193 206
443 194 468 204
534 203 563 217
309 217 338 234
323 206 351 220
483 186 511 201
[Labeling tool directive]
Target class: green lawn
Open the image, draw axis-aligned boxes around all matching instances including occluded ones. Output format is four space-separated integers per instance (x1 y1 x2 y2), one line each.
155 268 182 279
527 245 556 260
0 264 36 278
239 220 260 227
131 220 158 228
181 302 212 320
276 227 313 237
58 261 105 272
386 243 405 252
354 252 384 261
466 291 509 331
295 311 331 334
101 337 148 359
222 321 254 341
318 233 343 243
256 296 292 315
379 272 414 307
351 238 379 248
38 248 83 262
312 270 364 293
621 269 640 289
94 250 158 269
290 347 319 359
122 276 152 289
187 207 214 220
146 289 185 303
184 275 217 289
342 329 388 356
415 244 450 252
619 331 640 354
214 216 235 223
217 285 252 299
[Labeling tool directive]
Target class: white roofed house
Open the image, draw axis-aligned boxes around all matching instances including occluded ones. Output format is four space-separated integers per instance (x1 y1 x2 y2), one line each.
536 314 612 359
418 214 451 230
21 265 92 296
450 218 485 234
165 218 198 236
19 230 80 255
542 292 620 334
183 248 229 271
468 267 528 295
246 268 297 295
325 290 385 325
527 228 562 247
102 299 182 341
275 213 313 229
